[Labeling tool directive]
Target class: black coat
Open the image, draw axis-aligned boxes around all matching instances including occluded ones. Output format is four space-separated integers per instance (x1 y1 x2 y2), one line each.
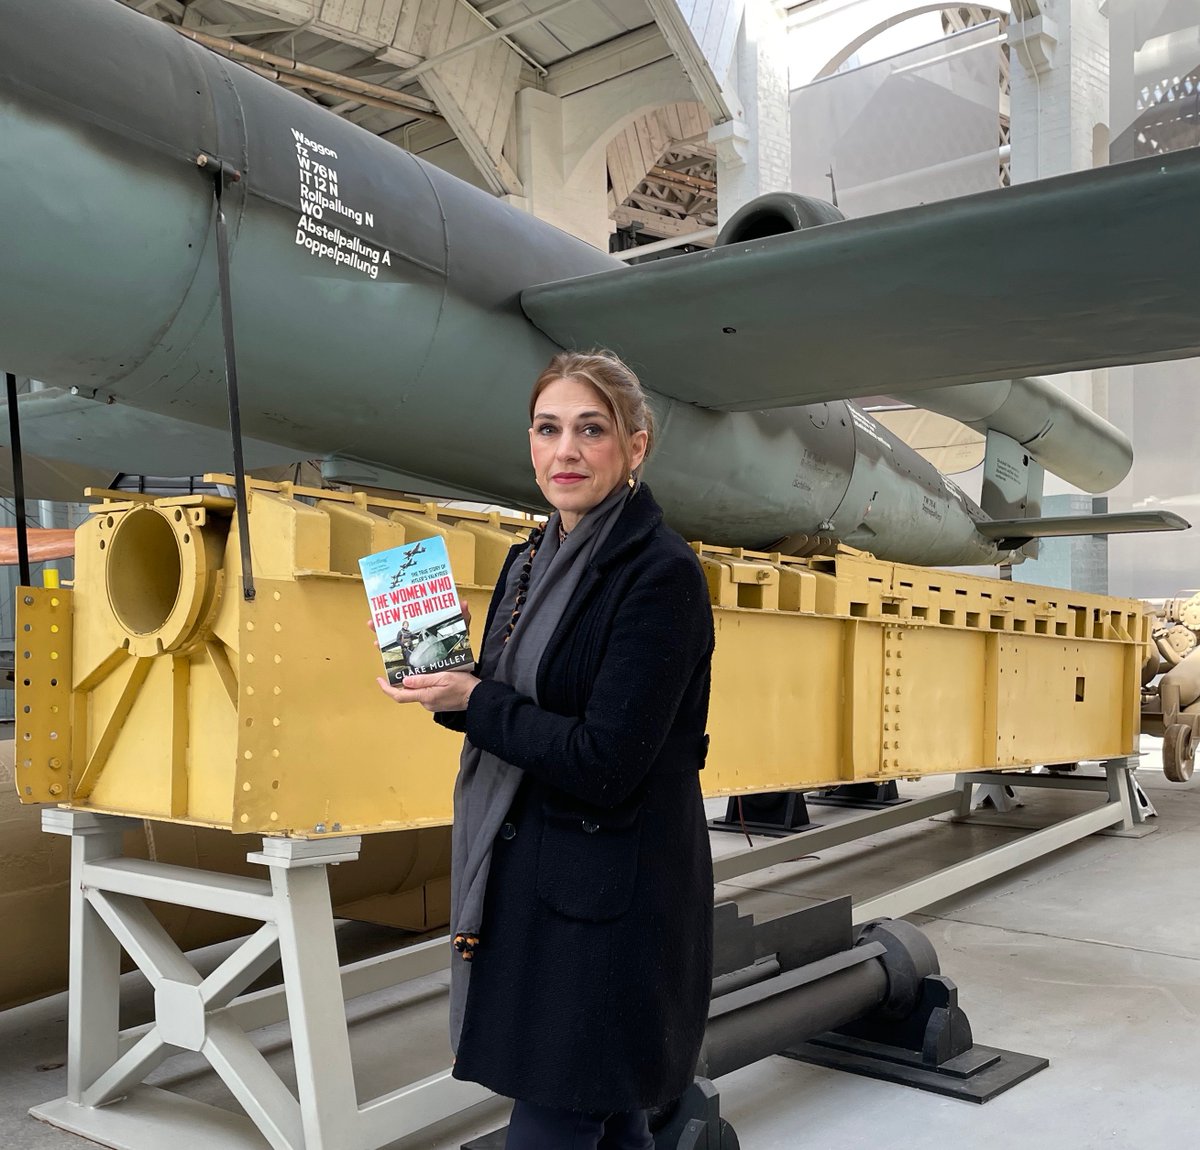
436 484 715 1113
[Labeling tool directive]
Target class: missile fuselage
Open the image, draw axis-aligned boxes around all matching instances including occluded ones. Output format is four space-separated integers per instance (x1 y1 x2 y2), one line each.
0 0 999 565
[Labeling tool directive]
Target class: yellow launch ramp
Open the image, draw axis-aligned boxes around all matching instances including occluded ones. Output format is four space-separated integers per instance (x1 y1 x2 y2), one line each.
14 481 1149 836
700 546 1146 791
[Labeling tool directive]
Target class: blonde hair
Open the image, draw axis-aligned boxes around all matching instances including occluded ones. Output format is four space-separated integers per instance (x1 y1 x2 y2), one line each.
530 351 656 475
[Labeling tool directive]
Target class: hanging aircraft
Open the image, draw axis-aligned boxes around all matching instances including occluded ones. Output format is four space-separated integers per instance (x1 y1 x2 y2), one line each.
0 0 1194 566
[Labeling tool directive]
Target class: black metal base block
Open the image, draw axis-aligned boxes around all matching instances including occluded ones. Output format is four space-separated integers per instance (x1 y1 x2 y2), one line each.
651 1079 740 1150
805 781 909 810
708 792 820 838
707 815 821 838
782 1033 1049 1103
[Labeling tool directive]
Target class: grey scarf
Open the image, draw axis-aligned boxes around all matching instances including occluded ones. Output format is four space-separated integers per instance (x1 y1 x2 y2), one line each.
448 482 632 1052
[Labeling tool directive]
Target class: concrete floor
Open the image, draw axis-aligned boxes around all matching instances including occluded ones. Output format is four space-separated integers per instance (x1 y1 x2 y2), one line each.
3 749 1198 1149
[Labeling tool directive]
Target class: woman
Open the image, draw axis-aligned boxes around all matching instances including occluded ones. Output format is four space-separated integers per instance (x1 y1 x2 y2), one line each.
378 351 714 1149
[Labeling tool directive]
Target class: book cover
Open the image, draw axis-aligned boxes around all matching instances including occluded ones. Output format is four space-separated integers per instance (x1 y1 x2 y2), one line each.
359 536 474 685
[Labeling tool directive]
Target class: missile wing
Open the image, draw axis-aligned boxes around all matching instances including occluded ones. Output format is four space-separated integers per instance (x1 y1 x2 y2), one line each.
522 149 1200 410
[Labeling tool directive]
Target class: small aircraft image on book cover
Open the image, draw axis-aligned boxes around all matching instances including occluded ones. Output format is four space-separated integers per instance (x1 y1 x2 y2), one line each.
381 613 472 681
389 543 428 588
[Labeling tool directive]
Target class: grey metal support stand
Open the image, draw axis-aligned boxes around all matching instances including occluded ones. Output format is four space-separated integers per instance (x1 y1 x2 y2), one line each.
62 811 137 1107
715 758 1156 927
31 759 1155 1149
854 758 1155 923
1100 758 1158 831
965 782 1020 815
32 809 491 1150
950 757 1156 837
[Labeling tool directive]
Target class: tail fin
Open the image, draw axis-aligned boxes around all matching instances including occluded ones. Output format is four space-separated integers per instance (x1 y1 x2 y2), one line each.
978 429 1189 552
981 431 1045 560
981 430 1044 520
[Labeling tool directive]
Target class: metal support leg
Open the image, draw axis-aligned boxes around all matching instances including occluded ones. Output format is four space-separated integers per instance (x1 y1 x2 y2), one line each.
1098 757 1157 839
43 809 140 1104
36 813 308 1150
854 761 1161 921
952 773 1020 820
33 821 493 1150
973 784 1020 814
954 774 974 819
250 838 363 1150
1133 773 1158 820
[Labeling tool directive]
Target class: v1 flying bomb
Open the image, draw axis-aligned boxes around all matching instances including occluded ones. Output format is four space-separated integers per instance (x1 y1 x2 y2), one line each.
0 0 1193 565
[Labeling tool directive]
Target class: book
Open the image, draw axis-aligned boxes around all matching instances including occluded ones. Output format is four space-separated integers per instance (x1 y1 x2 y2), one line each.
359 536 475 685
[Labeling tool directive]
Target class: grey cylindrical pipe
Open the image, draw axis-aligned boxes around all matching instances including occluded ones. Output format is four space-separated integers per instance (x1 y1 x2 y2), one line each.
892 377 1133 492
697 960 889 1080
711 958 781 999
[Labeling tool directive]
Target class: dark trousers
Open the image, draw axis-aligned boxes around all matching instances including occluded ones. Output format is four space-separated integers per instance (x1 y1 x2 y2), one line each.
505 1099 654 1150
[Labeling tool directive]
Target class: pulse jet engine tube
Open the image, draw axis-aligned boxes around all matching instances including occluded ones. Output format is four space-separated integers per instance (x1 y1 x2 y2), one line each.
892 377 1134 493
714 196 1134 496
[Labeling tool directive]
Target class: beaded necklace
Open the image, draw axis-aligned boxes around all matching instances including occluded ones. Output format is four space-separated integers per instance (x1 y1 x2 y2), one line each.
503 524 547 644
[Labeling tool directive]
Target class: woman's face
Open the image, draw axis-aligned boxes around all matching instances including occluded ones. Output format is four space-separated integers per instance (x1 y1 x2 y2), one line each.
529 377 647 530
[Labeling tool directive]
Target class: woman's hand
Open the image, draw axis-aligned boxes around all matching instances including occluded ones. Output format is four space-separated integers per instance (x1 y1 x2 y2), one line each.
377 671 481 712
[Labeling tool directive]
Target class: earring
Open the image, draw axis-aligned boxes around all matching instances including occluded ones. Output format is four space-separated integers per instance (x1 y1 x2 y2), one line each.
627 472 636 489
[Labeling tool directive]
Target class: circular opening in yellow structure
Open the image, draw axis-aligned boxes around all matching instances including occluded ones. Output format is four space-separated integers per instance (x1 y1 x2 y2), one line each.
106 508 183 635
